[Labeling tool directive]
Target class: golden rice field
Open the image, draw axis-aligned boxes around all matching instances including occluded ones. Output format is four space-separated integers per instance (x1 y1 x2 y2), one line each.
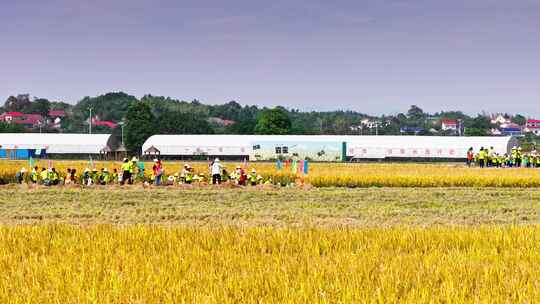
2 159 540 187
1 186 540 302
2 225 540 303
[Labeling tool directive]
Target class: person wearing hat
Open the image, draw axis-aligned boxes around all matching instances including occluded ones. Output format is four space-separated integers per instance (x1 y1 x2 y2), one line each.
183 164 193 184
248 168 258 186
99 168 110 185
120 158 131 185
90 168 99 185
211 158 223 185
16 167 27 184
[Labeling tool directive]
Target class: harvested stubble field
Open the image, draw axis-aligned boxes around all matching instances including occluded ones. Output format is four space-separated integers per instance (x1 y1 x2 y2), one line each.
1 187 540 302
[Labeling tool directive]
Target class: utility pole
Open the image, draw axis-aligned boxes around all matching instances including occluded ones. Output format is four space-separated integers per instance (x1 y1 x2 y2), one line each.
89 107 93 134
118 122 125 145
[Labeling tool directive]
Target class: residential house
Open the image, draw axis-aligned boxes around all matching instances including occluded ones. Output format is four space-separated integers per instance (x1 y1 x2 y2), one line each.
0 112 43 128
0 112 24 123
524 119 540 136
490 114 511 125
93 121 118 129
208 117 236 127
441 119 458 131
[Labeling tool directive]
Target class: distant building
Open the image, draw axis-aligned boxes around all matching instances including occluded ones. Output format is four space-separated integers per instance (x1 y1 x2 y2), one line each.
524 119 540 136
208 117 236 127
93 121 118 129
490 114 511 125
499 127 522 136
16 114 43 128
0 112 43 128
441 119 458 131
0 112 24 123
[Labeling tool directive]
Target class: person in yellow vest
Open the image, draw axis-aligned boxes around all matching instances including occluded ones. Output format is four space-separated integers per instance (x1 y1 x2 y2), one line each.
264 177 273 185
129 157 137 184
40 168 49 185
497 153 505 168
516 147 523 168
477 147 486 168
120 158 131 185
248 168 258 186
184 165 193 184
511 146 518 168
48 168 60 185
29 166 39 184
111 168 119 184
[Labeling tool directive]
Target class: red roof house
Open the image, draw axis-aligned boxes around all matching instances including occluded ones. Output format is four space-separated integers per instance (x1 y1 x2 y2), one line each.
93 121 118 129
13 114 43 127
441 119 458 131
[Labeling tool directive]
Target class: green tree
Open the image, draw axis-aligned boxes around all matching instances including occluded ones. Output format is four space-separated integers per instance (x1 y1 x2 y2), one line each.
254 108 292 135
0 121 25 133
125 102 156 154
25 98 51 116
512 114 526 126
158 111 214 134
4 95 31 112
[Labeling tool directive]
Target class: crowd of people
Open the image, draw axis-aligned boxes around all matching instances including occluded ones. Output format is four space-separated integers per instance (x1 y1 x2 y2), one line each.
466 146 540 168
15 158 274 187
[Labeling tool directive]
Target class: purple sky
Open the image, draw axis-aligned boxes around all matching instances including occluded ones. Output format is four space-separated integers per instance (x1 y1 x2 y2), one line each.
2 0 540 116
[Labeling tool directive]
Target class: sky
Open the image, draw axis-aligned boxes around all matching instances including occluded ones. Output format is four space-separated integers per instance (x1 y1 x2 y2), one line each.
1 0 540 116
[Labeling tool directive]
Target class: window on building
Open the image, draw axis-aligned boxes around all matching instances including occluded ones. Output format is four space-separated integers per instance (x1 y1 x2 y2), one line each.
252 145 261 150
275 147 282 154
282 146 289 154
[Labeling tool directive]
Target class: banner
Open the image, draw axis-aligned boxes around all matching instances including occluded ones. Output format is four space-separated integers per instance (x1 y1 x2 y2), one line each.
303 159 309 175
291 160 298 174
276 159 282 170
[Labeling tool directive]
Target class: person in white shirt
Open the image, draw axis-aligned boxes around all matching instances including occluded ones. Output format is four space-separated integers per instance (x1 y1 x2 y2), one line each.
211 158 223 184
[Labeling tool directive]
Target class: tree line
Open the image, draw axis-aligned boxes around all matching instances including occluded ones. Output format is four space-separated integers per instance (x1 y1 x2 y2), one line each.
1 92 537 153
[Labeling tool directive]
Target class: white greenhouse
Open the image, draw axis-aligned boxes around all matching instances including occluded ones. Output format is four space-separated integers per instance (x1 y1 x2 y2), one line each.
0 133 116 159
142 135 518 161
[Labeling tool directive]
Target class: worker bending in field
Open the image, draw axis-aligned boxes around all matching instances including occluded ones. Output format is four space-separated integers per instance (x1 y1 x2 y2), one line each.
99 168 111 185
15 168 27 184
30 166 39 184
